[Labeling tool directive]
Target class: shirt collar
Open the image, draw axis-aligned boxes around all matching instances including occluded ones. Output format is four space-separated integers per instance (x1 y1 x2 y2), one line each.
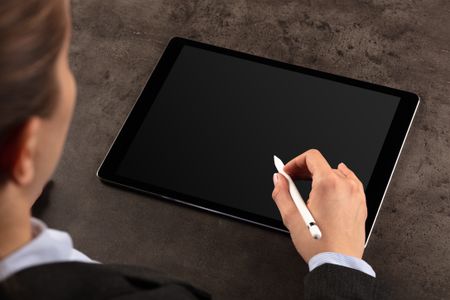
0 218 74 281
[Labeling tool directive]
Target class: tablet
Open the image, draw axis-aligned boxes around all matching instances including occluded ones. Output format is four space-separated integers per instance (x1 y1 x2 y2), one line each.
97 37 419 244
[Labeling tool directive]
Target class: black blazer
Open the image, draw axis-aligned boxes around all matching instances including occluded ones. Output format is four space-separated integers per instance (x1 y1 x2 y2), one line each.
0 262 210 300
304 263 387 299
0 262 386 299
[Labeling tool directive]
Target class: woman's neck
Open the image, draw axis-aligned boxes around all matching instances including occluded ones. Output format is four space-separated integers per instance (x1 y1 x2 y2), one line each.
0 184 32 259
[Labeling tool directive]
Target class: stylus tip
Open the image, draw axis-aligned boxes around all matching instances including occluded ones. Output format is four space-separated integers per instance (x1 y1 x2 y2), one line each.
273 155 284 171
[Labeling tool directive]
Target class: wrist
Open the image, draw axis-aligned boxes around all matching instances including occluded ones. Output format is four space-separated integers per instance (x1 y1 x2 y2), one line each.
320 240 364 259
301 243 363 263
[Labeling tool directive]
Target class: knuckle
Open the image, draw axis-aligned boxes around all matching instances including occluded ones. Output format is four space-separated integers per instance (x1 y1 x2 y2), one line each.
320 173 338 189
281 214 291 228
308 148 321 156
271 188 280 200
348 179 359 190
282 208 298 228
347 169 356 177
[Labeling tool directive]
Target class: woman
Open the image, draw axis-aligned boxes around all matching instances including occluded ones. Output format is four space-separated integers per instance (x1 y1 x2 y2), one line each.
0 1 382 299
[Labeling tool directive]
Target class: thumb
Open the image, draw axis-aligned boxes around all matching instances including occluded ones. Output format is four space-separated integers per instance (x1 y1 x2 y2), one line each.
272 173 307 231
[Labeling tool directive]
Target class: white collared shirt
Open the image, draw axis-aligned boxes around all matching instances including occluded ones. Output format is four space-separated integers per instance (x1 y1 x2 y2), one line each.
0 218 95 281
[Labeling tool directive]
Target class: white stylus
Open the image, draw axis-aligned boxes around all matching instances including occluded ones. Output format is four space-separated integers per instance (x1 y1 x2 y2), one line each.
273 155 322 239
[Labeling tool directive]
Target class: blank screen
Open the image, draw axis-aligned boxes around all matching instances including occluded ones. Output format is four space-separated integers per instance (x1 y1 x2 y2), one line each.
117 45 400 221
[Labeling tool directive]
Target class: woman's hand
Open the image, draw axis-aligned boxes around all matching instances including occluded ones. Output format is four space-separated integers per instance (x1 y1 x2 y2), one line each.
271 149 367 262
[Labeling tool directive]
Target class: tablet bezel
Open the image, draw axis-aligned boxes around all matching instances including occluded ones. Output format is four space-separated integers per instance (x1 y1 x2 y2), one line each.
97 37 419 244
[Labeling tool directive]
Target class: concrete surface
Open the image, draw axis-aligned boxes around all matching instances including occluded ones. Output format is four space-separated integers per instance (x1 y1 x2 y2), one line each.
34 0 450 299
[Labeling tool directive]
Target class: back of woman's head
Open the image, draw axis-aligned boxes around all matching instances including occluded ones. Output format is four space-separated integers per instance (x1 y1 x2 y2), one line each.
0 0 67 183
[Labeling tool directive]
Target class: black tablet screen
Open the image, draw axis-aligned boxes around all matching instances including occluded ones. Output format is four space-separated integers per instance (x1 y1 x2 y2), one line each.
117 45 400 221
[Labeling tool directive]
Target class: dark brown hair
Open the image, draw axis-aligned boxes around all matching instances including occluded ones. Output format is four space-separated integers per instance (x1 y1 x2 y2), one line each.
0 0 68 183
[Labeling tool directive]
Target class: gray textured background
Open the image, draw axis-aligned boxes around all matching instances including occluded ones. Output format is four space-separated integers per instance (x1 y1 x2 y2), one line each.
35 1 450 299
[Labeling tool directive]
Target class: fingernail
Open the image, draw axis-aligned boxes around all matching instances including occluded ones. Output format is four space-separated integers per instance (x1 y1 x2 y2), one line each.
273 173 278 186
340 162 347 168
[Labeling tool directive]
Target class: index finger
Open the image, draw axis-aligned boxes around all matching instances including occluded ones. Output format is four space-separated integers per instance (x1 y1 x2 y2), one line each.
283 149 332 180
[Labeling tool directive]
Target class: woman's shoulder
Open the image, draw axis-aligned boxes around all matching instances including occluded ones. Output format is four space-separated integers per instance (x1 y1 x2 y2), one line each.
0 261 211 300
